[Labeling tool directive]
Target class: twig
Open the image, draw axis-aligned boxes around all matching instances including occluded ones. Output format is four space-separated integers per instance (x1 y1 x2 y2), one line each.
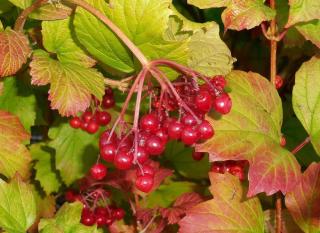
292 136 311 155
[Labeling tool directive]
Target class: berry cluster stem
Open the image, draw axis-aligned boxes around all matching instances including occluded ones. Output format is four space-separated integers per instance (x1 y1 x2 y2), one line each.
291 136 311 155
270 0 277 86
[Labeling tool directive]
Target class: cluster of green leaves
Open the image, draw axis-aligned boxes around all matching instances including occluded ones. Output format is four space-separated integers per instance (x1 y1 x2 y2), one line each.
0 0 319 232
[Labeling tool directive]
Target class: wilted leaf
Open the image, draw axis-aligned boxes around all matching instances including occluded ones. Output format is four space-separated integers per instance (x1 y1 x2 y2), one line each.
39 202 100 233
0 76 36 132
296 20 320 48
30 144 61 195
30 49 104 116
285 162 320 233
48 122 100 185
197 71 301 196
178 173 264 233
286 0 320 27
188 0 275 30
0 176 37 233
293 56 320 155
0 28 30 78
0 110 31 178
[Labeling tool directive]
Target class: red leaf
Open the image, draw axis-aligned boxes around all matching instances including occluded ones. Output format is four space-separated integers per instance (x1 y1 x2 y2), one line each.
0 29 30 78
285 162 320 233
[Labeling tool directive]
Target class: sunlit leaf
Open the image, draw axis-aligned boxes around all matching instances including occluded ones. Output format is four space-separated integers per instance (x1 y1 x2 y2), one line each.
286 0 320 27
295 20 320 48
197 71 301 196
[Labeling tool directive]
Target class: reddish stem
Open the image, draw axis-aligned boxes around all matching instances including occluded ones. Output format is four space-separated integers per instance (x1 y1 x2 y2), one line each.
292 136 311 155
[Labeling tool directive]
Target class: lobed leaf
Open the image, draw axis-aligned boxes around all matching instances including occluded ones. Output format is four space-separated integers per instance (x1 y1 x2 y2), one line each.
0 176 37 233
197 71 301 196
0 110 31 178
293 56 320 155
0 28 31 78
285 162 320 233
48 121 100 185
178 173 264 233
286 0 320 27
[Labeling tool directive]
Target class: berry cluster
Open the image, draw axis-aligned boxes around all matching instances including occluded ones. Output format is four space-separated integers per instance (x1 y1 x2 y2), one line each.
69 88 115 134
90 75 231 193
210 160 248 181
65 188 125 228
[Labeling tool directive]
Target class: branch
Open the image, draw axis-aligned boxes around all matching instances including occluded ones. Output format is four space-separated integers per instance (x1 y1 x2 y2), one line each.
292 136 311 155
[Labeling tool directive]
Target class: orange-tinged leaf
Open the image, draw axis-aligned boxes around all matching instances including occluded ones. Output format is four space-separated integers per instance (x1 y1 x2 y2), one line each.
0 110 31 178
0 28 31 78
178 173 264 233
30 50 104 116
285 162 320 233
197 71 301 196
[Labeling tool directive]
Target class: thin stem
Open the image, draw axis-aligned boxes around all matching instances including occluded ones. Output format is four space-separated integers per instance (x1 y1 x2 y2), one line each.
270 0 277 86
275 193 282 233
292 136 311 155
63 0 149 66
14 0 48 31
104 76 133 92
139 214 157 233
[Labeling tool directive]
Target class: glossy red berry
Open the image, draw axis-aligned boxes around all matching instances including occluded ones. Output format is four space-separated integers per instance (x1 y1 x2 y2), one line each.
105 216 114 226
211 75 226 90
198 120 214 140
213 93 232 114
100 143 116 162
192 151 205 161
135 175 154 193
113 208 125 220
86 121 99 134
81 121 89 131
65 190 77 202
90 163 107 180
102 95 115 109
145 136 165 155
210 162 225 174
229 165 245 181
97 111 111 126
280 135 286 147
95 207 108 216
104 87 113 96
99 130 118 148
140 114 159 133
275 75 284 89
195 90 212 112
81 208 96 226
181 114 197 126
138 131 151 147
181 126 200 145
114 151 133 170
82 111 93 123
70 117 82 129
136 147 149 164
95 213 107 227
168 121 184 139
155 128 169 143
136 165 155 177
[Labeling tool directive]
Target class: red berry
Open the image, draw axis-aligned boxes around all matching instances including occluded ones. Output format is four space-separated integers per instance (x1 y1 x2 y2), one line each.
81 208 96 226
81 121 89 131
229 165 245 181
195 90 212 112
104 87 114 96
136 147 149 164
65 190 77 202
192 151 205 161
155 128 169 143
114 151 133 170
275 75 284 89
99 130 118 148
136 165 155 177
198 120 214 140
181 126 200 145
97 111 111 126
90 163 107 180
211 75 226 90
140 114 159 133
280 135 286 147
82 111 93 123
102 95 115 109
145 136 165 155
86 121 99 134
168 121 184 139
105 216 114 226
213 93 232 114
118 135 133 151
135 175 154 193
95 207 108 216
100 143 117 162
181 114 197 126
138 131 151 147
210 162 225 174
113 208 125 220
69 117 82 129
95 213 107 227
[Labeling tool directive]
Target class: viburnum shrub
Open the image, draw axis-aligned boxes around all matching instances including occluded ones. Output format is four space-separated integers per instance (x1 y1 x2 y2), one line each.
0 0 319 232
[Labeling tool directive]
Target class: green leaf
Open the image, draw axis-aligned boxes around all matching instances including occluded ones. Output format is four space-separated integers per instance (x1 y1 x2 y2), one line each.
285 162 320 233
187 0 275 30
164 141 210 180
0 175 37 233
293 56 320 156
0 0 13 14
7 0 32 8
30 144 61 195
0 76 36 132
197 71 301 197
179 173 264 233
39 202 100 233
145 181 197 208
30 49 104 116
48 122 100 185
0 110 31 179
74 0 188 73
295 20 320 48
42 18 96 67
286 0 320 27
0 21 3 31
